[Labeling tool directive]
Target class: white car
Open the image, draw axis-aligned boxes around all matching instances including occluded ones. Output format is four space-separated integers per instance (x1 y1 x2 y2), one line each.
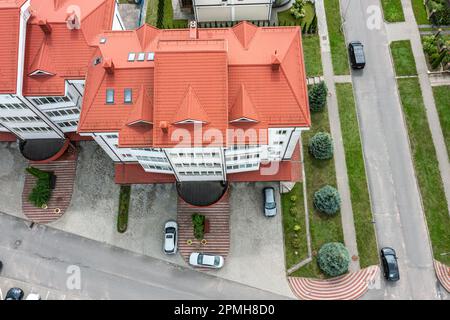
189 252 224 269
26 293 41 300
163 220 178 254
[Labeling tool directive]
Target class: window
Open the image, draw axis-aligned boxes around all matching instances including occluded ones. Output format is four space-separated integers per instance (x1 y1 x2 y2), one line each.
124 89 132 104
106 89 114 104
137 52 145 61
128 52 136 62
147 52 155 61
93 57 102 66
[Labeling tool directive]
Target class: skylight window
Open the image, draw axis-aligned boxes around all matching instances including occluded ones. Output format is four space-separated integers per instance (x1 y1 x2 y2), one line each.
137 52 145 61
106 89 114 104
128 52 136 62
124 89 132 104
147 52 155 61
100 37 107 44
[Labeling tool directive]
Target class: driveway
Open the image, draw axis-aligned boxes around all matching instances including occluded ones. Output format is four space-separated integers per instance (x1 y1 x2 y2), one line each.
219 182 294 298
0 142 293 297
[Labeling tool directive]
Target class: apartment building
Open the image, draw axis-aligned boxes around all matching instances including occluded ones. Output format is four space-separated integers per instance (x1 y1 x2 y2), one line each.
189 0 273 22
78 21 310 183
0 0 123 144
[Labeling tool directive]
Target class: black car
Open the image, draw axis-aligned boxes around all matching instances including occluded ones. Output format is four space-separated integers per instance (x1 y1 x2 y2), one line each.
0 260 3 273
5 287 24 300
380 247 400 281
348 41 366 69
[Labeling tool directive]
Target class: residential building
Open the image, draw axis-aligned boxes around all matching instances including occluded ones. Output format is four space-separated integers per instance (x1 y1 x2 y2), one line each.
78 21 310 183
0 0 123 145
181 0 273 22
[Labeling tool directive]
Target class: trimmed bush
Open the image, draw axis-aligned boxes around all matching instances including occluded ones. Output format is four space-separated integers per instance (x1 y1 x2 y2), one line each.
317 242 350 277
26 167 52 208
290 207 299 215
308 81 328 113
309 132 334 160
291 238 302 249
192 213 206 240
313 185 341 215
290 195 298 203
117 185 131 233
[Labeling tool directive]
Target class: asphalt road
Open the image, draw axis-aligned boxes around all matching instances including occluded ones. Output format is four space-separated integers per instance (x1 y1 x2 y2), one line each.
339 0 444 299
0 212 289 300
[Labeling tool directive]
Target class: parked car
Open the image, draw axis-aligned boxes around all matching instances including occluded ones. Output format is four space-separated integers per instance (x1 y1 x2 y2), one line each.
348 41 366 69
263 187 277 217
5 288 24 300
163 220 178 255
0 260 3 273
26 293 41 300
189 253 224 269
380 247 400 281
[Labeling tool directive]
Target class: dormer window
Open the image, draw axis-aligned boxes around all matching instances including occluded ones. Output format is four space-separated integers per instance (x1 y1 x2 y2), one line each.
106 89 114 104
124 88 132 104
137 52 145 61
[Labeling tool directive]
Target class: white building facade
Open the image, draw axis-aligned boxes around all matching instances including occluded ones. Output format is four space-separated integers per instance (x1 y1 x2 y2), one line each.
193 0 273 22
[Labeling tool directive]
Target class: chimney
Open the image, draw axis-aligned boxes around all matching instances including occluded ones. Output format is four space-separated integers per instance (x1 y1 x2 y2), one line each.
189 20 198 40
38 19 52 35
103 58 115 75
160 121 169 134
271 51 281 71
66 10 81 30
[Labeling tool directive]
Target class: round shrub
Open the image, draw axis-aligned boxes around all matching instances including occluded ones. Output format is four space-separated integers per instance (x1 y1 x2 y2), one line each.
317 242 350 277
308 81 328 113
313 185 341 215
290 195 298 203
309 132 334 160
291 238 302 249
290 207 299 215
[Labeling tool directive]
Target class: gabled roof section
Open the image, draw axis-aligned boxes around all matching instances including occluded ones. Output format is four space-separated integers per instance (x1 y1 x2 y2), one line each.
173 85 209 124
136 24 160 50
28 39 56 76
229 84 259 123
232 21 258 50
127 85 153 126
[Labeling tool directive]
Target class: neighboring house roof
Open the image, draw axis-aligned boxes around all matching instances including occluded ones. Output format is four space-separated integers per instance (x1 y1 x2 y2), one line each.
0 0 28 94
21 0 116 96
79 22 310 148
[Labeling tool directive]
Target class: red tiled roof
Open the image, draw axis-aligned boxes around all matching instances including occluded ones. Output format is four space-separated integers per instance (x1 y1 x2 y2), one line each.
79 22 310 147
21 0 116 96
0 1 27 94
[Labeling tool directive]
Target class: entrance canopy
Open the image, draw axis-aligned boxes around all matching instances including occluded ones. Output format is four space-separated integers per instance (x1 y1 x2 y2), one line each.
177 181 228 207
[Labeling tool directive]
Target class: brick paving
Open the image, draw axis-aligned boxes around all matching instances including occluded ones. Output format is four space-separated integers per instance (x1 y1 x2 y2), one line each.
434 260 450 293
177 193 230 270
288 266 379 300
22 150 77 224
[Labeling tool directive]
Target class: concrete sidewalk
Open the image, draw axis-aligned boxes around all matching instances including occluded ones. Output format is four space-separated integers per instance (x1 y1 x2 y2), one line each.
315 0 360 272
386 0 450 216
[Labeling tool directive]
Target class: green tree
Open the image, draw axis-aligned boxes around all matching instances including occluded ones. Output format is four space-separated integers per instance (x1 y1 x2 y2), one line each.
317 242 350 277
309 132 334 160
313 185 341 215
308 81 328 112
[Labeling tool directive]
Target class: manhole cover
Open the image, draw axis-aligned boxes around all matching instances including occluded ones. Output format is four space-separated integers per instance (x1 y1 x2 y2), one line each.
13 240 22 249
322 35 328 40
352 255 359 261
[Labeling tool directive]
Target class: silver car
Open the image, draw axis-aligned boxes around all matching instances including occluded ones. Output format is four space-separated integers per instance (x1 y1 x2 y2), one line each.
163 220 178 254
189 252 224 269
263 187 277 217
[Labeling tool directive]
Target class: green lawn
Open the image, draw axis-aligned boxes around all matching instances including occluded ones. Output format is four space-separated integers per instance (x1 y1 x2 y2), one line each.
411 0 430 25
277 2 316 27
433 86 450 157
324 0 349 75
397 78 450 265
303 36 323 77
390 41 418 76
336 83 379 268
290 102 344 278
147 0 188 28
380 0 405 22
282 183 308 270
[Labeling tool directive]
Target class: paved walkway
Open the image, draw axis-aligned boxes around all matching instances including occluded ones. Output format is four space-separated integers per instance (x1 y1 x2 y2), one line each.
386 0 450 217
429 72 450 86
288 266 379 300
315 0 360 271
22 149 77 224
434 260 450 293
177 193 230 270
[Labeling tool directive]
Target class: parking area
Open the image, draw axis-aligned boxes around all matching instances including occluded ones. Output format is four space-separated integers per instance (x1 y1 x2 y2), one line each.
0 141 293 297
217 182 294 297
0 276 76 300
